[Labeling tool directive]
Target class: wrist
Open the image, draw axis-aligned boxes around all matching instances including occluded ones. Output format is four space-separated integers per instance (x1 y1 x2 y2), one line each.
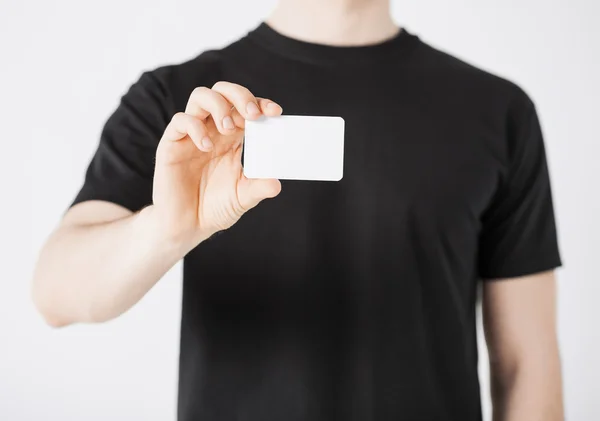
135 205 207 259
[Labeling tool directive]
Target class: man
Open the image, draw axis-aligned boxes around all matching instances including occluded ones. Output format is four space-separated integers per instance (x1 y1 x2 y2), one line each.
32 0 564 420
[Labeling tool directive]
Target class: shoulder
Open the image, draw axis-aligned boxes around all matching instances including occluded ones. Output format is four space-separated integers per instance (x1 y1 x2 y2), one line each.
411 39 534 113
136 49 226 111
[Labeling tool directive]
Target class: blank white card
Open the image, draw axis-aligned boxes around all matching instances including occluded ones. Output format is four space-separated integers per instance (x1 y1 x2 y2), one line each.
243 115 345 181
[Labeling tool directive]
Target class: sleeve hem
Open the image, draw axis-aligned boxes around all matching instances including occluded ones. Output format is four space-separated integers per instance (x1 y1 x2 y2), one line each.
480 254 562 281
70 184 151 213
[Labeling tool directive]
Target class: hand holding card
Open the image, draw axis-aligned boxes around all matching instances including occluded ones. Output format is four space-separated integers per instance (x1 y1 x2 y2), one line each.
151 82 284 247
243 115 345 181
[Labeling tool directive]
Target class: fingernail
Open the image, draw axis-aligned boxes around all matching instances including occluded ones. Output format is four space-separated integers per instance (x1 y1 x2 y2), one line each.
201 137 213 150
267 102 280 110
222 116 235 130
246 102 260 116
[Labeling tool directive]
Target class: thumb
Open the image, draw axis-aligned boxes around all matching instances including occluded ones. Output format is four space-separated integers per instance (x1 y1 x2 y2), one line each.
237 176 282 211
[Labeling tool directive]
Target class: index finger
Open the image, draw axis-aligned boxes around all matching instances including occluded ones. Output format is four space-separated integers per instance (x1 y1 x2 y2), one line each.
211 82 264 121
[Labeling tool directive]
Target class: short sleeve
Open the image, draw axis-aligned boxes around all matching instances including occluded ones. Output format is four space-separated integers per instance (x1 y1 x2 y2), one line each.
478 94 562 279
71 70 173 212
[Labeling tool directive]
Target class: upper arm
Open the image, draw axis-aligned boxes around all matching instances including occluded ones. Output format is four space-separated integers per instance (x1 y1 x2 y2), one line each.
478 92 561 280
70 69 173 215
477 91 562 362
474 90 564 391
68 56 222 225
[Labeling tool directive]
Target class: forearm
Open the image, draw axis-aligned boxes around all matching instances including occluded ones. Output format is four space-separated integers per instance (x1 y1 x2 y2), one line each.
32 205 193 326
491 353 564 421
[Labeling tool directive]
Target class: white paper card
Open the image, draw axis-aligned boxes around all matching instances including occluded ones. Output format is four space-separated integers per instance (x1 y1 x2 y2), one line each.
243 115 345 181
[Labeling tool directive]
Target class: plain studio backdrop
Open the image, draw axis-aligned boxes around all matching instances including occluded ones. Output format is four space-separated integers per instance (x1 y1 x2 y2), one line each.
1 0 598 419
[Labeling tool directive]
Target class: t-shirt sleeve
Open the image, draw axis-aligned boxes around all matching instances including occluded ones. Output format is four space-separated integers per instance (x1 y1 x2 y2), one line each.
478 94 562 279
71 70 173 212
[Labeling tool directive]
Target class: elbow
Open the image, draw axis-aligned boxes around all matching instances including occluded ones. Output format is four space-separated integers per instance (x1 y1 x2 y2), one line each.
31 278 73 328
41 313 71 329
31 278 118 326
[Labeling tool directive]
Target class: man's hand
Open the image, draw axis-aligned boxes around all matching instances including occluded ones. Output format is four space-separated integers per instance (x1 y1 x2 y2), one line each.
152 82 283 250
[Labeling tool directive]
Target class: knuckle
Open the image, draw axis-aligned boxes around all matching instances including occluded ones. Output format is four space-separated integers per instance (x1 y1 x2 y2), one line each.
233 84 253 99
213 81 254 100
190 86 210 101
211 81 229 90
171 112 187 122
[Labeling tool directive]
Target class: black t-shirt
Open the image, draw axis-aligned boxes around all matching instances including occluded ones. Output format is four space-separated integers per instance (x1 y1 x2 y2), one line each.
73 24 561 421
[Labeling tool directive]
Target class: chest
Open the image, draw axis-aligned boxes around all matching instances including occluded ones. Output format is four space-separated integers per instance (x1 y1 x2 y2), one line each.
214 67 503 256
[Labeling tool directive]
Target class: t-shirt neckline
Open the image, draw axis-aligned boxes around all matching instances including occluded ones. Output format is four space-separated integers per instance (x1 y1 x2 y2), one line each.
246 22 420 66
